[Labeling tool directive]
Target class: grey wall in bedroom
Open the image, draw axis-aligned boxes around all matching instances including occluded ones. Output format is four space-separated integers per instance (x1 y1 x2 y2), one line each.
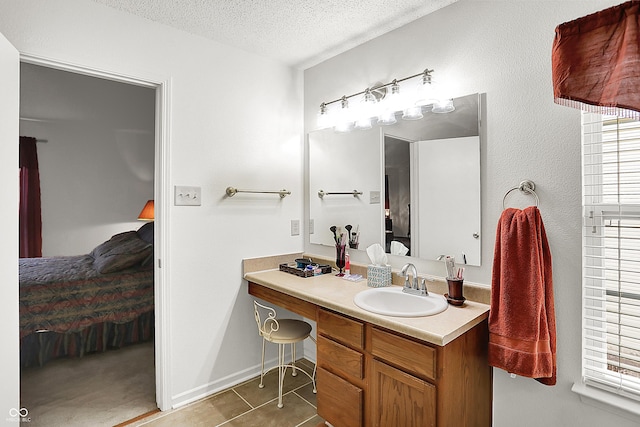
20 63 155 256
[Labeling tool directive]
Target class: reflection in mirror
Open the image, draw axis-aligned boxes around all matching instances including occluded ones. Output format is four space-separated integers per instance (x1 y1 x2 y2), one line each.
308 93 481 266
308 129 382 250
384 137 411 254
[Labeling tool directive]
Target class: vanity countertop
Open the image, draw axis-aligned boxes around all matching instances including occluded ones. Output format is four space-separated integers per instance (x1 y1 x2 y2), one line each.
245 268 490 347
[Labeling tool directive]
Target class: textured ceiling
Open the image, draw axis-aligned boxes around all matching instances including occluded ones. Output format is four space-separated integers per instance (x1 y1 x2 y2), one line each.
91 0 457 69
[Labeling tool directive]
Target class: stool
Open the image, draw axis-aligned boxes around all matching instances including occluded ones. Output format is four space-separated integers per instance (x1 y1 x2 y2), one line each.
253 300 317 408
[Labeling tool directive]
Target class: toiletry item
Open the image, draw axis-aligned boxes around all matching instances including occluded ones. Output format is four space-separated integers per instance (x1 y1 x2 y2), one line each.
345 248 350 275
295 258 312 269
445 256 456 279
335 243 346 276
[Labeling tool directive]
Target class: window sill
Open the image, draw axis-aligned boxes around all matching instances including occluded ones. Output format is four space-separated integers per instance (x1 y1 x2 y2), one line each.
572 382 640 423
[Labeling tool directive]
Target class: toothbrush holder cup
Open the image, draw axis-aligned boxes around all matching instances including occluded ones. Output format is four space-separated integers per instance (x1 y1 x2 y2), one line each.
447 278 464 301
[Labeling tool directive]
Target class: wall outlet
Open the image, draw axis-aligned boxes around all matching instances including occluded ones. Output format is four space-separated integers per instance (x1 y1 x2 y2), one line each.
291 219 300 236
370 190 381 204
309 219 315 234
175 186 201 206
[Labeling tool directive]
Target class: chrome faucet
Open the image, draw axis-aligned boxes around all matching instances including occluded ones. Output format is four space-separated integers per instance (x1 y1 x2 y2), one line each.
401 263 429 296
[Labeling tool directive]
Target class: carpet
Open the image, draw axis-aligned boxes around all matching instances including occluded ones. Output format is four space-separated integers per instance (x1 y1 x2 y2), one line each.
20 341 156 427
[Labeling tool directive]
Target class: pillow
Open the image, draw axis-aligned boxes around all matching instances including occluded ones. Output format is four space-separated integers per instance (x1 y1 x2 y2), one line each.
91 231 152 274
137 221 154 244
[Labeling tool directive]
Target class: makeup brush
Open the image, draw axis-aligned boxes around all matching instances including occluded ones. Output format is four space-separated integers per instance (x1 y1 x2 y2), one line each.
345 224 353 243
330 226 338 243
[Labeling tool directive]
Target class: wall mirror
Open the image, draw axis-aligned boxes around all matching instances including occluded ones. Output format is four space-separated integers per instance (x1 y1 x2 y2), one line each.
308 93 481 266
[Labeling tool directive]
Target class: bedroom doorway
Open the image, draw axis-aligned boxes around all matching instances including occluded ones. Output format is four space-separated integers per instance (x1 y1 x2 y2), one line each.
17 55 171 422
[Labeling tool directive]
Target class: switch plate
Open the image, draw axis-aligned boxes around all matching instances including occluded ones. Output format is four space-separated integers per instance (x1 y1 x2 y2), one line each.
309 219 315 234
175 186 201 206
291 219 300 236
370 191 381 204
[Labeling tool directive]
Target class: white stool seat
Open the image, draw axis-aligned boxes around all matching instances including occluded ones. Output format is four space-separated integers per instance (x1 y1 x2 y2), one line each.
254 300 317 408
265 319 312 343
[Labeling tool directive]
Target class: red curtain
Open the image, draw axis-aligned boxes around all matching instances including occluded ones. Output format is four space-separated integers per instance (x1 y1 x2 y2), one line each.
19 136 42 258
552 1 640 119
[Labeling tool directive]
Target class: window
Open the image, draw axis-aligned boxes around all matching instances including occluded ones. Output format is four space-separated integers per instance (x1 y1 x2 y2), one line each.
582 112 640 400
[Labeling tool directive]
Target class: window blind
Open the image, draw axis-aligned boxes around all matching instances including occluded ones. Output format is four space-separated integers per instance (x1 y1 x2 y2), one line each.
582 112 640 399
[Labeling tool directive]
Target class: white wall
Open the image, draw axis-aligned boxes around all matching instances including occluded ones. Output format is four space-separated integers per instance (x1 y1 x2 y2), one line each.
0 0 303 417
20 63 155 256
0 30 20 424
304 0 636 426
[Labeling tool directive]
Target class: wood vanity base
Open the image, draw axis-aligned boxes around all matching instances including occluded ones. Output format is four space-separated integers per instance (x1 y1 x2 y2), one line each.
248 281 492 427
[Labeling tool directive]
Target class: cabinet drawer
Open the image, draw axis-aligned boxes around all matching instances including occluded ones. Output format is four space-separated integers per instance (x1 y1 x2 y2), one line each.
317 367 363 427
318 309 364 350
317 335 364 380
371 327 436 381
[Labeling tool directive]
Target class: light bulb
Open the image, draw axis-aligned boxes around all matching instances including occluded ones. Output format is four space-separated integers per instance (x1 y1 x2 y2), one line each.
432 98 455 113
334 96 354 132
415 70 438 106
355 89 377 130
355 117 372 130
317 103 333 129
402 105 423 120
378 81 401 125
377 110 397 125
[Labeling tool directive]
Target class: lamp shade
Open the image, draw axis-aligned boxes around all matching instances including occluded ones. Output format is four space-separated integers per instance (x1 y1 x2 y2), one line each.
138 200 154 221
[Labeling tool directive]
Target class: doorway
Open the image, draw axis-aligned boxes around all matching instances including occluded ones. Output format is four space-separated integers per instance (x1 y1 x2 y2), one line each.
17 53 171 418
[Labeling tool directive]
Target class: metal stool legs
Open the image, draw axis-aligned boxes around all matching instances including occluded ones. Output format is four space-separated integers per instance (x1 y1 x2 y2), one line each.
254 300 317 408
259 337 317 408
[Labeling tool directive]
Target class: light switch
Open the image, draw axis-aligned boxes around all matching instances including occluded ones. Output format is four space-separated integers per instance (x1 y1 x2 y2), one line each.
309 219 315 234
291 219 300 236
175 186 201 206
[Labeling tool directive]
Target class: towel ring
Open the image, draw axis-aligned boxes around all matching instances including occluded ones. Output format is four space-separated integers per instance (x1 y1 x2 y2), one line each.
502 180 539 210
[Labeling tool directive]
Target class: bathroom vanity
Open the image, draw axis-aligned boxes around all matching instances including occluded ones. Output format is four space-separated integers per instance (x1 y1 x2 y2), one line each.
244 259 492 427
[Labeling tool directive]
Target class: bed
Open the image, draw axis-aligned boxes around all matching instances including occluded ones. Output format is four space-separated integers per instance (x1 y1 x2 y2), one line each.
19 222 155 367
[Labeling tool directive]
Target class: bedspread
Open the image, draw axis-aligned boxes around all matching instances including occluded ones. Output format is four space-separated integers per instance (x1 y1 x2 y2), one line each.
19 255 154 339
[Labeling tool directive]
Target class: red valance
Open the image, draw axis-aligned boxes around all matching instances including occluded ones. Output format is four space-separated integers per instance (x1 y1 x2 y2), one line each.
552 1 640 119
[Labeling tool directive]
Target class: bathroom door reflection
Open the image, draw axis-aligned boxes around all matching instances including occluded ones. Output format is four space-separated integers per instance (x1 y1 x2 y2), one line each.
385 136 411 255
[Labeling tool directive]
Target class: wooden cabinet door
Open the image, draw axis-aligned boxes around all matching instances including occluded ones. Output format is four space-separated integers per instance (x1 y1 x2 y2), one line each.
371 360 436 427
317 367 363 427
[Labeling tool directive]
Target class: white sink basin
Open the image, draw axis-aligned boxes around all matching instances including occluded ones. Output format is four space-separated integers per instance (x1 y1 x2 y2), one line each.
353 286 448 317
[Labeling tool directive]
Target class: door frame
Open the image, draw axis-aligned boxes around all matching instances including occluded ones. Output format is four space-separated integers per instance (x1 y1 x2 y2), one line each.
19 53 173 411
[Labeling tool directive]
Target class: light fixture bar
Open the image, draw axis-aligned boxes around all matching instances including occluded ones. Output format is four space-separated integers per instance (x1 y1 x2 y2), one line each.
320 69 433 108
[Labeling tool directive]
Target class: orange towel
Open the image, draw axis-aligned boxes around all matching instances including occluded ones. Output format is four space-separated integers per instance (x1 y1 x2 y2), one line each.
488 206 556 385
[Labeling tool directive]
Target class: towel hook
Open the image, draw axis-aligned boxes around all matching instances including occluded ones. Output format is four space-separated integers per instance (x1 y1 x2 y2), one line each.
502 180 539 210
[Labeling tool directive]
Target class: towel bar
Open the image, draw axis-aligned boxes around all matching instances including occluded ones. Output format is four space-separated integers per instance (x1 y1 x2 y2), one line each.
317 190 363 198
225 187 291 198
502 180 539 210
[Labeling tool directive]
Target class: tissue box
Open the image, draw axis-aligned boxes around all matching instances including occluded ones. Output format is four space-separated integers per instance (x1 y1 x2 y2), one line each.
367 264 392 288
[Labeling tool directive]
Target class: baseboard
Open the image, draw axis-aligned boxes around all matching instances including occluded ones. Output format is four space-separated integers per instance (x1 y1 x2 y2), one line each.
170 352 312 409
171 362 266 409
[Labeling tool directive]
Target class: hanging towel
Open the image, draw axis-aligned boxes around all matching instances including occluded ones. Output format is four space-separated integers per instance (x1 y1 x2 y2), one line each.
488 206 556 385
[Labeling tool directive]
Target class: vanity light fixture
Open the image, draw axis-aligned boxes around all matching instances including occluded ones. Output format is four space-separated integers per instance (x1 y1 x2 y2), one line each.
354 89 378 130
432 98 455 113
334 96 354 133
402 105 424 120
415 70 437 106
317 103 332 129
377 80 401 126
317 68 454 132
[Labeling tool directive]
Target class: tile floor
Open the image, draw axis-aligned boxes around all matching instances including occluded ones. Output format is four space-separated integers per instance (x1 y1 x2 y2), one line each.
130 359 325 427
